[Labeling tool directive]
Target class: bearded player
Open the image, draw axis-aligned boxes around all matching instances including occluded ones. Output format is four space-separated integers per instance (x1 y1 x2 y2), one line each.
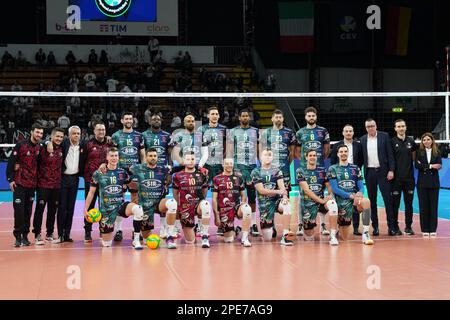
111 111 145 242
172 152 211 248
212 158 252 247
297 150 339 245
129 148 178 249
327 145 374 245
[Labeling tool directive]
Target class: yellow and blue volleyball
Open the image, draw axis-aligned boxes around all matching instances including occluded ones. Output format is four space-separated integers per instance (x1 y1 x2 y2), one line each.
86 208 102 223
146 234 161 249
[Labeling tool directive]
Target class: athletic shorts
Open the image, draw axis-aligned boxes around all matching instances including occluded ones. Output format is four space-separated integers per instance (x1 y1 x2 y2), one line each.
259 196 282 229
336 197 356 227
178 201 202 228
218 203 241 232
99 202 130 234
141 194 167 232
302 201 327 230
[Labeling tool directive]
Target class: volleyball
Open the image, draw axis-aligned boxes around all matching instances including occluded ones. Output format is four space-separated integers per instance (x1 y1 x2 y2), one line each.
146 234 161 249
86 208 102 223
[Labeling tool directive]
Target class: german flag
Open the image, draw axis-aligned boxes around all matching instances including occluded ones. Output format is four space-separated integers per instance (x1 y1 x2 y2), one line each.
385 6 412 56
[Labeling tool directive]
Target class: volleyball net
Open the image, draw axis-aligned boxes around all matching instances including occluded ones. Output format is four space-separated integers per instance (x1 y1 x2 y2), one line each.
0 91 448 152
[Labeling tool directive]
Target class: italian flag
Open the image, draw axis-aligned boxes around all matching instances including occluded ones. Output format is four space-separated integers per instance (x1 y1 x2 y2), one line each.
385 6 412 56
278 1 314 53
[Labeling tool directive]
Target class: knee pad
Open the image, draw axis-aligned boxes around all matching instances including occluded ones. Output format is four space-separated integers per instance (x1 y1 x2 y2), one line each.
262 228 273 241
241 203 252 219
132 205 144 221
224 236 234 243
165 198 177 214
279 199 291 215
199 200 211 219
327 200 338 216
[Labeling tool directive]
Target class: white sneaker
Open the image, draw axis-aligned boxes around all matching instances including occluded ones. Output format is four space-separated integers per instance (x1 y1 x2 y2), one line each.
45 234 54 242
422 232 430 238
321 223 330 236
166 236 177 249
362 232 374 245
201 235 210 248
430 232 437 237
35 234 45 246
101 239 112 247
132 240 143 250
296 225 304 236
159 226 168 239
329 237 339 246
241 238 252 247
173 226 182 239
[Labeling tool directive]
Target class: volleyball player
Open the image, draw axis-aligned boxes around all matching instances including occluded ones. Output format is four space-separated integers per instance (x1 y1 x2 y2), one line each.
227 109 260 236
142 114 172 238
129 148 177 249
297 150 338 245
251 149 294 246
198 106 227 235
172 152 211 248
84 147 145 249
327 145 374 245
111 111 145 242
212 158 252 247
295 106 331 236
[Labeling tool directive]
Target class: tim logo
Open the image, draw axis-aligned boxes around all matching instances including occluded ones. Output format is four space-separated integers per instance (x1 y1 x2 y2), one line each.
99 25 128 33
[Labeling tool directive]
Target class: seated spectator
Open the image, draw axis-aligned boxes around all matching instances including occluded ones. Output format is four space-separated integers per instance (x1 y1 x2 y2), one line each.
153 50 166 66
68 74 79 92
47 51 56 65
1 51 14 69
174 50 184 70
88 49 98 66
147 36 159 63
16 51 27 67
57 113 71 130
106 75 119 92
170 112 181 131
35 48 46 66
11 81 23 92
83 69 97 92
120 83 132 93
65 50 76 65
99 50 109 64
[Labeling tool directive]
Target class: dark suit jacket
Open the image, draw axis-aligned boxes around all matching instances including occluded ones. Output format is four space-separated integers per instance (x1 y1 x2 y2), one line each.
61 137 83 176
330 140 363 168
415 149 442 189
360 131 395 175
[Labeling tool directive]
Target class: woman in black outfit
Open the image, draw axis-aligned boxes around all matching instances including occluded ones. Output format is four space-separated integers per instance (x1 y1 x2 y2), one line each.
415 133 442 237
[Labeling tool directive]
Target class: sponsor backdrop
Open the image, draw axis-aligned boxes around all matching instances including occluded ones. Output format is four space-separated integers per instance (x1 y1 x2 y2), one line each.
46 0 178 36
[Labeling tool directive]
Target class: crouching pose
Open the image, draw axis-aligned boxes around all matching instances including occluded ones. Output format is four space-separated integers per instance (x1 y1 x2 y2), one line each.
251 149 294 246
327 145 374 245
172 152 212 248
213 158 252 247
297 150 339 245
84 147 145 249
130 148 178 249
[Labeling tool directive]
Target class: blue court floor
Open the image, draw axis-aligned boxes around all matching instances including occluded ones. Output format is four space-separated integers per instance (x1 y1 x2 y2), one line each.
0 188 449 219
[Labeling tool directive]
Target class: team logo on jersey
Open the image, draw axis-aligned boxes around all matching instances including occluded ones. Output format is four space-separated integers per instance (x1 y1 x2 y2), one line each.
95 0 132 18
237 141 255 149
142 179 162 189
304 141 321 150
104 185 122 194
309 183 322 193
271 142 287 151
122 146 138 155
338 180 356 190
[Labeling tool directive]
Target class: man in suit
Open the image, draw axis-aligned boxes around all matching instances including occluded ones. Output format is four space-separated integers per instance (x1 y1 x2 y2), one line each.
53 126 82 243
330 124 364 235
360 119 396 236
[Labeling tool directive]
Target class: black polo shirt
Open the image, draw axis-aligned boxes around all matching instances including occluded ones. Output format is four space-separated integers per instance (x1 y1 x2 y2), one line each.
391 136 417 180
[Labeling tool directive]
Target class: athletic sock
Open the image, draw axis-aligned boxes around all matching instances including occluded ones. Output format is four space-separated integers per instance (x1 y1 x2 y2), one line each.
251 212 257 225
115 216 123 231
331 229 337 238
160 217 167 229
363 225 370 233
242 231 249 241
167 225 176 237
133 232 141 242
133 220 141 233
